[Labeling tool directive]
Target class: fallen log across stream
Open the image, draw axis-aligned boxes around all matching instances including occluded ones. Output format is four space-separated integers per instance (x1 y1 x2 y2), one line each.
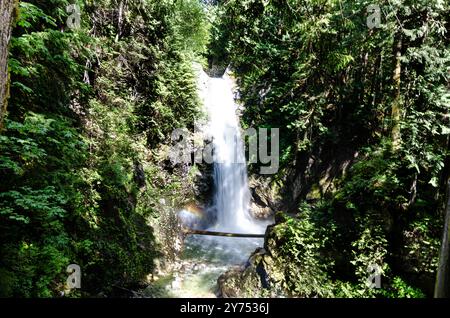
182 229 265 238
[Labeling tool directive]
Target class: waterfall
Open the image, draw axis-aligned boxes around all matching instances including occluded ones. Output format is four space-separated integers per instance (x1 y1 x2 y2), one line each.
165 67 270 298
199 68 267 235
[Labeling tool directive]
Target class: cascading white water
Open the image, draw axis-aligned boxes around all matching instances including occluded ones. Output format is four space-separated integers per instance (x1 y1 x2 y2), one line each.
162 67 270 298
203 72 265 234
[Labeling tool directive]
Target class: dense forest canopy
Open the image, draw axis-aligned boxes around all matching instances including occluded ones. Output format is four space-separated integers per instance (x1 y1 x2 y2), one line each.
0 0 209 297
0 0 449 298
210 0 450 298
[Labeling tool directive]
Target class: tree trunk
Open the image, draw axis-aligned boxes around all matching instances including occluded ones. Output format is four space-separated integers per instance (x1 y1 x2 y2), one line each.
391 34 402 150
0 0 17 131
182 228 265 238
435 179 450 298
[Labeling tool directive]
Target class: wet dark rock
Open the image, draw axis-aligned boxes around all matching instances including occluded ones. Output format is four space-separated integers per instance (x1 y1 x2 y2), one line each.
216 243 287 298
193 162 214 205
133 161 146 189
206 62 228 78
249 176 280 220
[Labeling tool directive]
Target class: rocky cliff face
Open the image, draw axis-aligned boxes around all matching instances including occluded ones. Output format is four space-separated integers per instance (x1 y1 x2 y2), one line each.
248 175 280 220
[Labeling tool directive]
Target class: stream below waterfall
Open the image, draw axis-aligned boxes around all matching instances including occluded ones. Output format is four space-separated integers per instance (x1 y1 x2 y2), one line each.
159 236 264 298
144 67 271 298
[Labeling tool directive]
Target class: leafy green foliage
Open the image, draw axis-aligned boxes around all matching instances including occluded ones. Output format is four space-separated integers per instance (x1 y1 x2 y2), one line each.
0 112 84 297
213 0 450 298
271 212 333 297
1 0 208 297
381 276 426 298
